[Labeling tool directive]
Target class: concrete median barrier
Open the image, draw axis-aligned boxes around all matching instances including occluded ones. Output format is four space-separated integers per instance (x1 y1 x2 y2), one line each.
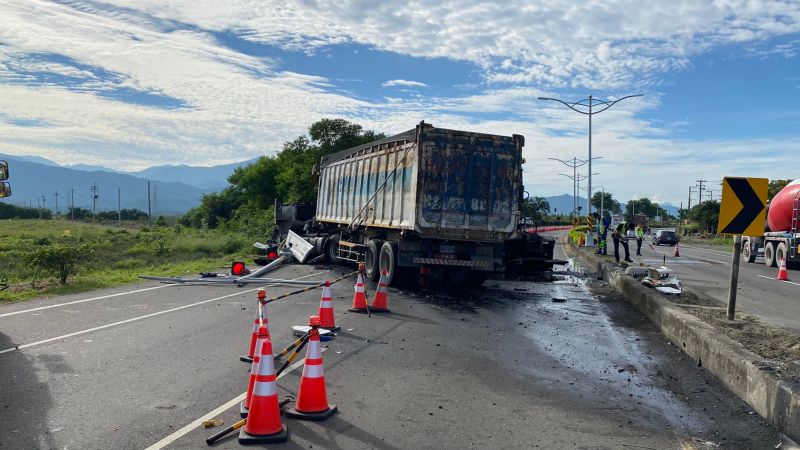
573 245 800 442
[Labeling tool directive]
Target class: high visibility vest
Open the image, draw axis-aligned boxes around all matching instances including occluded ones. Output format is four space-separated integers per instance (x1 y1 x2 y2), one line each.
636 227 644 238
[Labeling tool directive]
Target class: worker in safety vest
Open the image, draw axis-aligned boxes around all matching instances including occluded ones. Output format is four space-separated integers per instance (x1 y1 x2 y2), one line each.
635 224 644 256
593 213 607 255
612 220 633 263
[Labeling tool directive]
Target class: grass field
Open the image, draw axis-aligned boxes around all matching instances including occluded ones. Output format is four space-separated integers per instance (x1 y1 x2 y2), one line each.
0 219 255 303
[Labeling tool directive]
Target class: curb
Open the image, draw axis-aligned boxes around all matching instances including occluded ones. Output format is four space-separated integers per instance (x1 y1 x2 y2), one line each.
573 245 800 441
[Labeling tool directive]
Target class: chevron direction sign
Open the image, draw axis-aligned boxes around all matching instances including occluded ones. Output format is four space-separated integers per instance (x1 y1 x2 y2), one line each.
718 177 768 236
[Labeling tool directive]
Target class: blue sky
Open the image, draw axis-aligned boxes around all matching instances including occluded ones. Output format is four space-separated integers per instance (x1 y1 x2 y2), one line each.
0 1 799 206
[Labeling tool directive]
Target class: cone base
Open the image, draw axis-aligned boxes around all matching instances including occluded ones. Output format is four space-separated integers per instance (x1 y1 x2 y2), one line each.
240 355 253 364
369 307 389 313
240 400 249 418
238 424 289 445
348 308 368 314
285 405 337 421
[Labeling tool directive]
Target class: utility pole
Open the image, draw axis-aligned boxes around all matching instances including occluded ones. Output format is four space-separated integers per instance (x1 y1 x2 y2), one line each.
147 181 152 226
41 195 47 218
53 191 59 217
549 157 588 214
153 184 157 217
37 195 41 219
70 187 75 221
90 183 99 224
117 187 121 227
696 180 707 206
539 93 642 247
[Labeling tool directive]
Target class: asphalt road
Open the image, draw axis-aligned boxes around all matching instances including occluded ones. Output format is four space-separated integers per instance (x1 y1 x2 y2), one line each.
0 242 784 449
623 237 800 333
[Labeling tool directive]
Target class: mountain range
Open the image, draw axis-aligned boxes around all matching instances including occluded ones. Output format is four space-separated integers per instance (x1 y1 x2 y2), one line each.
542 194 680 217
0 154 258 214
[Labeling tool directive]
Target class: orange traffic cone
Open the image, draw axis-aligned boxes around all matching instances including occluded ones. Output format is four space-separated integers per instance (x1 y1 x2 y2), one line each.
239 339 289 444
241 289 269 363
241 324 269 417
285 316 337 421
370 270 390 312
674 243 680 257
777 258 790 281
348 268 369 313
318 280 339 330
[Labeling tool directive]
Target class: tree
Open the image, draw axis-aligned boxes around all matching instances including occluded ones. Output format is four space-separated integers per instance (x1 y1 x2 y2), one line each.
769 179 793 201
591 191 621 214
183 118 385 231
523 196 550 221
625 198 656 220
31 244 93 285
689 200 720 233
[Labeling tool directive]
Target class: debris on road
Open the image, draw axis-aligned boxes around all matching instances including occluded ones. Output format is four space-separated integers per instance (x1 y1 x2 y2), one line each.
202 419 224 428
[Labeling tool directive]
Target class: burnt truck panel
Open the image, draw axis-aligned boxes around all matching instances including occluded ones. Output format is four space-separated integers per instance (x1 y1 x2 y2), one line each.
315 122 523 243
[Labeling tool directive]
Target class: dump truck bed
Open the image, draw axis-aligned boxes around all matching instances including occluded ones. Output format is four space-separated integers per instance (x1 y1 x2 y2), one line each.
315 122 524 242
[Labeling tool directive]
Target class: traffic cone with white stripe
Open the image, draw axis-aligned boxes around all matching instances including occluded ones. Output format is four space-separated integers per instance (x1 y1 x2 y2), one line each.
241 324 269 417
285 316 337 421
318 280 339 330
239 339 289 444
370 270 390 313
348 264 369 313
241 289 270 363
777 257 790 281
674 243 680 257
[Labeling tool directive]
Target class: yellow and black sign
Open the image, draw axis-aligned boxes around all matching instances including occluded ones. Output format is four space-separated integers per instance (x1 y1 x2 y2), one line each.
719 177 768 236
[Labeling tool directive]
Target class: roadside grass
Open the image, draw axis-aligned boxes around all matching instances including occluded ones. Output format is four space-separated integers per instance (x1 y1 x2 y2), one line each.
0 219 254 303
680 234 735 251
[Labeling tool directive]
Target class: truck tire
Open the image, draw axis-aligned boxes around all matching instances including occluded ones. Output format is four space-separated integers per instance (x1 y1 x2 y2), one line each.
764 242 777 268
379 241 400 286
326 234 341 265
365 239 383 281
776 242 788 266
742 238 756 263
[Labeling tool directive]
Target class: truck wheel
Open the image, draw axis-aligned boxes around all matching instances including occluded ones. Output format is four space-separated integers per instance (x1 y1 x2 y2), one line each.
326 234 341 265
776 243 788 266
742 238 756 263
379 241 400 286
764 242 777 267
365 239 383 281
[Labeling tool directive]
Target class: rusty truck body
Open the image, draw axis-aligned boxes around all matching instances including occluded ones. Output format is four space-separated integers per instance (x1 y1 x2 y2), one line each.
277 121 555 287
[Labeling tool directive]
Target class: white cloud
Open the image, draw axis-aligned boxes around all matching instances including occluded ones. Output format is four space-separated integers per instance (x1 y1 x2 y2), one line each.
0 0 798 205
382 79 429 88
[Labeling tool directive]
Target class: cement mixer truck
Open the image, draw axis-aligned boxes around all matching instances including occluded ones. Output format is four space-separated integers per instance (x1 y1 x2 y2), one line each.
742 179 800 268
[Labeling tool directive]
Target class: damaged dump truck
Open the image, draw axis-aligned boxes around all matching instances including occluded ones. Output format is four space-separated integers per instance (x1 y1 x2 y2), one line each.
276 121 555 287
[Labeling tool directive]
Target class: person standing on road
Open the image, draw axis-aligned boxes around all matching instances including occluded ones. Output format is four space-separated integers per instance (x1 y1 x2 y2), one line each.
635 224 644 256
593 213 607 255
612 220 633 263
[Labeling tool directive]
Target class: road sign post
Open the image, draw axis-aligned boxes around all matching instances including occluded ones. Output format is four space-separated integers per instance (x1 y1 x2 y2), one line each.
718 177 768 321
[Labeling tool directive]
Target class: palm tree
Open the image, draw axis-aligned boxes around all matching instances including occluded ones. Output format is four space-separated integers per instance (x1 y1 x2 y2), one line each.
525 196 551 221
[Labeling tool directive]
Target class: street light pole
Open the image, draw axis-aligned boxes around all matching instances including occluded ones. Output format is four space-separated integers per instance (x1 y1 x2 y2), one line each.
549 157 587 214
539 93 643 246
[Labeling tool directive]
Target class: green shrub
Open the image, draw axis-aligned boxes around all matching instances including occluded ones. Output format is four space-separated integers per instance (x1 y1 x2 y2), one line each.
31 243 93 285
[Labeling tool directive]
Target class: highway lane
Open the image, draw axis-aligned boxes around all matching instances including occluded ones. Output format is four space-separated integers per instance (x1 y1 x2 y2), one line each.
628 239 800 333
0 253 782 449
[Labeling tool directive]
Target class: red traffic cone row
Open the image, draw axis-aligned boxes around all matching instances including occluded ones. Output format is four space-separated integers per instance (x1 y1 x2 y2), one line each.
777 258 790 281
286 316 337 421
239 339 289 444
674 243 680 257
241 289 270 363
318 280 339 330
370 270 390 313
241 324 269 417
348 265 369 313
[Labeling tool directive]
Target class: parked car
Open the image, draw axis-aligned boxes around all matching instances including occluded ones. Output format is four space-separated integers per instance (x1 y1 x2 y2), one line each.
653 230 678 246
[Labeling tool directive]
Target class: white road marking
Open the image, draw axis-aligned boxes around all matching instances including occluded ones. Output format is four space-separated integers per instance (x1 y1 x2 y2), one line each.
0 272 324 355
0 285 173 318
678 245 734 257
756 275 800 287
144 352 322 450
